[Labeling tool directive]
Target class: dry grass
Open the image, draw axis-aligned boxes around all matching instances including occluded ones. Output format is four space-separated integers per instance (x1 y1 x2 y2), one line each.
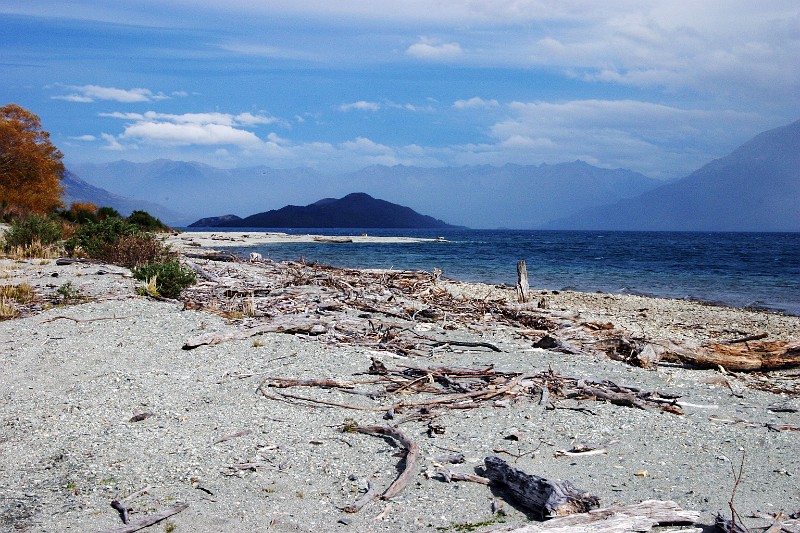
0 283 35 303
3 241 63 259
0 297 18 320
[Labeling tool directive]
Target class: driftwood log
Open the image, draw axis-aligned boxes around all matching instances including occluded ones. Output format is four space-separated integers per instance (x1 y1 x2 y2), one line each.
483 456 600 518
516 260 531 303
663 340 800 371
492 500 700 532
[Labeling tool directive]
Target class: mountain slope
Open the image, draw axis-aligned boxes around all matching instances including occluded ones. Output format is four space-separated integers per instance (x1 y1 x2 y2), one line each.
218 193 458 228
545 119 800 231
62 170 188 225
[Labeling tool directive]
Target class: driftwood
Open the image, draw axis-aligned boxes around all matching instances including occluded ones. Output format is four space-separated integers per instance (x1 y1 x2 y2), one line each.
183 316 330 349
516 260 531 303
663 340 800 371
347 425 419 501
341 480 379 513
96 503 189 533
184 252 238 262
492 500 700 532
483 456 600 518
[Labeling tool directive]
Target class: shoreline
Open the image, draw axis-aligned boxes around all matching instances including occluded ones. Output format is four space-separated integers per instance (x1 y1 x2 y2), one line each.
1 234 799 531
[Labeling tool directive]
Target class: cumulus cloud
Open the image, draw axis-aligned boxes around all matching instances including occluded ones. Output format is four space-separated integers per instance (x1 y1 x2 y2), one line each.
52 84 172 103
406 38 463 59
339 101 381 112
453 97 500 109
97 109 286 150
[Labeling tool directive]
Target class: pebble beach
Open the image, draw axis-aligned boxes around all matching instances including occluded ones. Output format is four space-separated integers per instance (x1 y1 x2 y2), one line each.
1 231 799 532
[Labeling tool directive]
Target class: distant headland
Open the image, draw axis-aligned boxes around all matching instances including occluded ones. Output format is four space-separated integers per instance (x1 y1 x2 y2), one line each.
188 192 461 229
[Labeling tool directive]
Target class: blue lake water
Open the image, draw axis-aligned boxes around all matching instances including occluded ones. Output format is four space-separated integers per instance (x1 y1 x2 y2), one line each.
189 228 800 316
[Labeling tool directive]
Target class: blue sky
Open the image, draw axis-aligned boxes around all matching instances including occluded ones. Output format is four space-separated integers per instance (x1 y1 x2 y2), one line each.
2 1 799 179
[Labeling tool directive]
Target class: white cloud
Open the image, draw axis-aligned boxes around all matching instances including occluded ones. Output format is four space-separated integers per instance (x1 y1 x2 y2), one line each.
52 84 171 103
339 101 381 112
100 133 124 151
406 38 463 59
70 134 97 141
120 122 261 146
453 97 500 110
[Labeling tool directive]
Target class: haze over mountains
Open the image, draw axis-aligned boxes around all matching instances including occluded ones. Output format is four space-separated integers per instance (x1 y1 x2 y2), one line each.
66 118 800 231
69 160 659 229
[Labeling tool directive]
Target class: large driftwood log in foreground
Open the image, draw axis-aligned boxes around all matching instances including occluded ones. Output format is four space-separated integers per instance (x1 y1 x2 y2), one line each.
492 500 700 532
483 456 599 518
663 340 800 371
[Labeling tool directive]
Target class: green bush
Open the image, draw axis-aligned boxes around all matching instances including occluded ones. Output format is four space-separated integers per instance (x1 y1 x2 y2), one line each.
65 218 140 258
132 261 196 299
127 210 170 232
3 215 62 250
97 206 122 220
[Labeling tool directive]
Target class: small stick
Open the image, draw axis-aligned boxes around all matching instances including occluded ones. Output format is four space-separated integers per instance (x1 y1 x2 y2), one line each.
110 500 131 524
41 315 130 324
341 480 379 513
212 429 252 444
435 468 491 484
96 503 188 533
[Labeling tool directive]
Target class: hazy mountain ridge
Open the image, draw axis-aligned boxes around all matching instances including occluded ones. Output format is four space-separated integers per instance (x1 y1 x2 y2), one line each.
545 118 800 231
62 170 188 224
69 160 659 229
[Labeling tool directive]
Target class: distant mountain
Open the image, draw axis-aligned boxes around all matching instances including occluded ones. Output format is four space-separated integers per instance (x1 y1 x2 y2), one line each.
188 214 242 227
545 119 800 231
205 193 458 228
62 170 189 225
71 160 660 229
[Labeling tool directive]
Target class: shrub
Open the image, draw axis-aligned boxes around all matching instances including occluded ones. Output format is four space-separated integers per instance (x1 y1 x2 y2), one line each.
97 206 122 220
65 218 139 258
132 261 196 299
127 210 170 232
98 232 174 268
61 202 99 224
3 215 62 249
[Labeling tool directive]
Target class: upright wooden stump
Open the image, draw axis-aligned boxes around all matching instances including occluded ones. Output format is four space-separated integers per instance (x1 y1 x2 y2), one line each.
516 260 530 303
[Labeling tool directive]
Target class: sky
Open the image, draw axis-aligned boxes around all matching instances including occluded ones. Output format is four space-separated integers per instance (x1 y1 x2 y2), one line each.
2 1 799 180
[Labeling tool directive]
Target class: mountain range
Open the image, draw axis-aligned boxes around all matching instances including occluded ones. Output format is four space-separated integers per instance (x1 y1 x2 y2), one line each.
546 118 800 231
68 160 660 229
65 118 800 231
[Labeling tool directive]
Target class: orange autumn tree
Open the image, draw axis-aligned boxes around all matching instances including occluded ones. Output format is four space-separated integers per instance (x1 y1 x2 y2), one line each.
0 104 65 217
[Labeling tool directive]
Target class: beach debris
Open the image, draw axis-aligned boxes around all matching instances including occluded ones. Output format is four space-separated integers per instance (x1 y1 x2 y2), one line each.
494 500 700 532
97 503 188 533
211 428 252 445
341 424 419 508
516 259 530 303
340 480 378 513
482 456 600 518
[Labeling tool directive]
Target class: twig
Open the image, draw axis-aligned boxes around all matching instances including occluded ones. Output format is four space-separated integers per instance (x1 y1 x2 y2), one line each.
212 429 252 444
341 480 379 513
41 315 130 324
96 503 188 533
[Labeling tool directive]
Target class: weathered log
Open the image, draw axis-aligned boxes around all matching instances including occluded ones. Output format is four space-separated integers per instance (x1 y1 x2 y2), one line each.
493 500 699 532
182 316 330 349
516 260 531 303
483 456 600 518
663 340 800 371
184 252 238 261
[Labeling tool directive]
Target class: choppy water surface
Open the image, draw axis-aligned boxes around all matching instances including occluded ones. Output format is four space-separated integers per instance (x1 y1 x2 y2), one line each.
199 228 800 316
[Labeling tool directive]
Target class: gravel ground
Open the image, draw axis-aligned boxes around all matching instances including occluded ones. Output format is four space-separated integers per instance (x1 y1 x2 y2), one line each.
1 254 799 532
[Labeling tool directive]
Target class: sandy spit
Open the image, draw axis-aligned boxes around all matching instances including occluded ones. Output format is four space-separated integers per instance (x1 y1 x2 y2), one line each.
0 232 798 532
